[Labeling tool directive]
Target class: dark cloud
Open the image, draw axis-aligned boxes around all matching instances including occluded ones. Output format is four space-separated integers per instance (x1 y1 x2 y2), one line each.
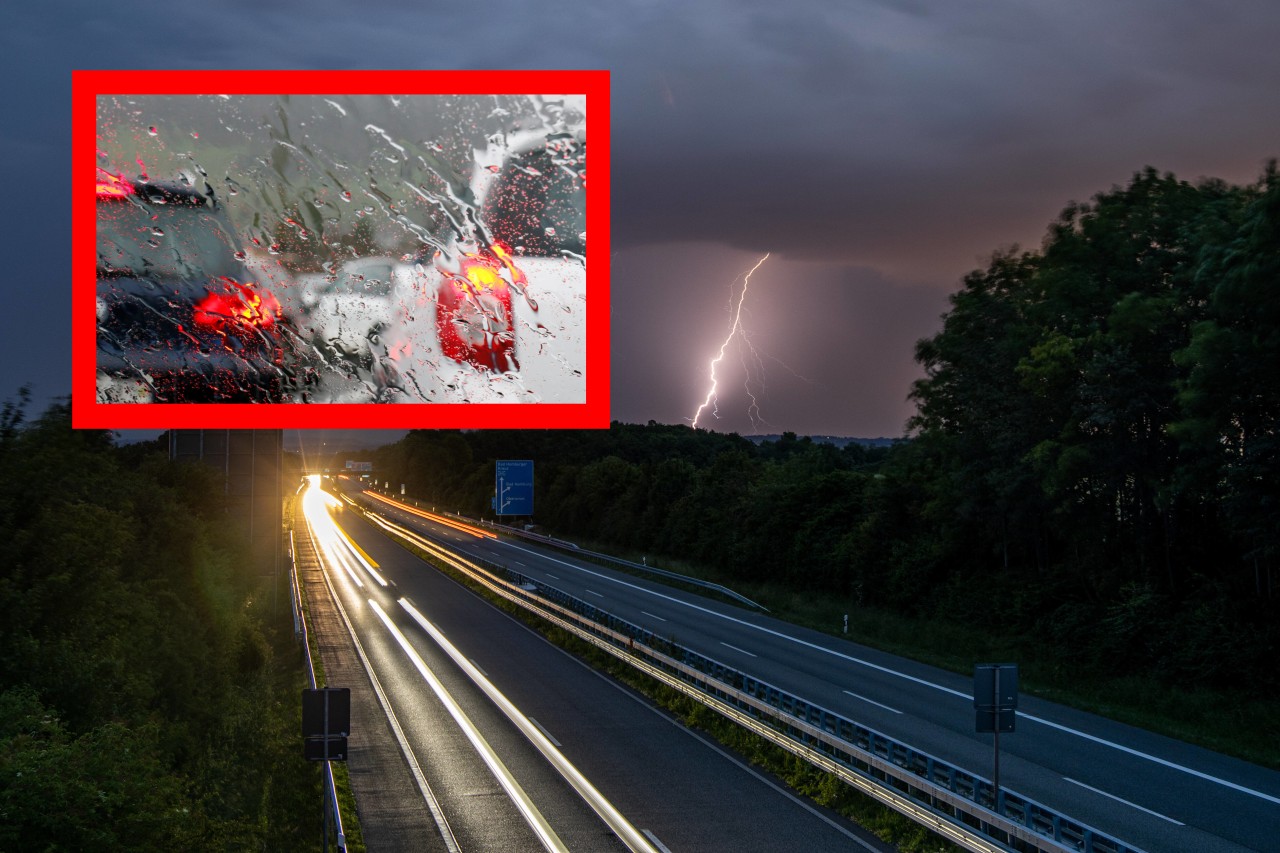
5 0 1279 435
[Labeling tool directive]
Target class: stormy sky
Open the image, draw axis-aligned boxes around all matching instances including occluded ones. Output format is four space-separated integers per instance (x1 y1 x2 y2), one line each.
5 0 1279 437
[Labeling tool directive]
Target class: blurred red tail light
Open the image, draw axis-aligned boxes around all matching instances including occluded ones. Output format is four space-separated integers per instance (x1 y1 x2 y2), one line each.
96 168 135 198
193 277 282 335
436 245 520 372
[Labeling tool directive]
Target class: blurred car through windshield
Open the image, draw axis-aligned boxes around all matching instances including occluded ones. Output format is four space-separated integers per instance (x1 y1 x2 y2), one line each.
388 129 587 403
95 173 313 403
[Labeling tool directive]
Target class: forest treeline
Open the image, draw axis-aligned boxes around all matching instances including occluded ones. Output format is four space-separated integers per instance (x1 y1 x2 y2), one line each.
0 396 316 850
376 164 1279 696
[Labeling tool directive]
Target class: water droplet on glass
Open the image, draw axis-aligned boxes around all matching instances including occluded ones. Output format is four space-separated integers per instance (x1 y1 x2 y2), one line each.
151 227 165 237
191 131 199 139
233 251 247 261
341 190 352 201
268 243 281 255
148 126 158 136
544 227 556 237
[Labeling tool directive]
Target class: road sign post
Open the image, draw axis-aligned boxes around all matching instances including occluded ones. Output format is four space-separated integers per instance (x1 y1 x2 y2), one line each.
302 687 351 761
974 663 1017 807
303 687 350 851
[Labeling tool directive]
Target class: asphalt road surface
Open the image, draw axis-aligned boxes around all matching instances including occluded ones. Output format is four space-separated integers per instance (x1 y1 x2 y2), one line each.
302 480 888 852
339 481 1280 853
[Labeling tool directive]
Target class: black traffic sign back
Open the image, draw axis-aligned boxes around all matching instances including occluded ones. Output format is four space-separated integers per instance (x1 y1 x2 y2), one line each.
974 663 1018 734
302 688 351 738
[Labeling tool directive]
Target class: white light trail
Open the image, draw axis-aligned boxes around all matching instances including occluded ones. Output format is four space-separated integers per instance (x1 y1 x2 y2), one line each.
692 253 769 428
302 478 387 588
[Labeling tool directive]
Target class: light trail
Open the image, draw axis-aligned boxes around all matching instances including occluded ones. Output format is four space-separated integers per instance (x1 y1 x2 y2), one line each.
363 490 497 539
302 476 388 588
692 253 769 428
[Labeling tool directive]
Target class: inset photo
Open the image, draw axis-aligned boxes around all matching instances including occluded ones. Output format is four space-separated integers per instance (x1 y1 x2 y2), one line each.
73 70 609 429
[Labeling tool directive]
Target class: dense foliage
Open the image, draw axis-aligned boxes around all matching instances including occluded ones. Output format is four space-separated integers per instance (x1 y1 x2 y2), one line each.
0 397 317 851
376 165 1278 697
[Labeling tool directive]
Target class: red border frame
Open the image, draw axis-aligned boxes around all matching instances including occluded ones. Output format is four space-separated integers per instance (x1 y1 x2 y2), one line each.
73 70 610 429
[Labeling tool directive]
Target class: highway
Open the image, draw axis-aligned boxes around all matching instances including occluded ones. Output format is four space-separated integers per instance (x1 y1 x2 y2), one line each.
338 480 1280 853
300 479 884 852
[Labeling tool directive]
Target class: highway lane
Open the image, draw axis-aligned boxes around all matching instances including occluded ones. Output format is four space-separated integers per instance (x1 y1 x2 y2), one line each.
346 484 1280 853
306 482 885 852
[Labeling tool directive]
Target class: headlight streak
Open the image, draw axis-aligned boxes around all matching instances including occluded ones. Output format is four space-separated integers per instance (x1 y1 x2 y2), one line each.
302 481 388 588
354 507 659 851
362 490 497 539
335 523 390 587
367 600 568 853
397 598 660 853
297 509 462 853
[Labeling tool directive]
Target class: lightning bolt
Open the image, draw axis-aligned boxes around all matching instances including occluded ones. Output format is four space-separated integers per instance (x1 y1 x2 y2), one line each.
692 253 770 429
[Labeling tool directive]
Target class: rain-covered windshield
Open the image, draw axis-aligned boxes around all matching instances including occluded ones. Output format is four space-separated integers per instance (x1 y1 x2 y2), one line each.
485 144 586 258
95 93 588 405
97 197 243 282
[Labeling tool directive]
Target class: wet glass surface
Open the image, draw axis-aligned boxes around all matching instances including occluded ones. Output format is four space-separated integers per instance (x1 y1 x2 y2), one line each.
95 94 587 404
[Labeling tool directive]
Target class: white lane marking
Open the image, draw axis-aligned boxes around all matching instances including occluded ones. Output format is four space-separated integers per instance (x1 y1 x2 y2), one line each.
720 642 757 658
1062 777 1185 825
843 690 902 715
488 599 884 852
529 717 562 747
546 573 560 580
399 599 660 853
642 829 674 853
371 600 568 852
640 611 668 623
1035 717 1280 806
304 534 461 853
501 542 1280 806
585 589 605 598
513 560 527 567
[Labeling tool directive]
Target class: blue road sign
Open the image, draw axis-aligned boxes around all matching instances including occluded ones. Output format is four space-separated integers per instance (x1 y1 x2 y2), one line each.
495 459 534 515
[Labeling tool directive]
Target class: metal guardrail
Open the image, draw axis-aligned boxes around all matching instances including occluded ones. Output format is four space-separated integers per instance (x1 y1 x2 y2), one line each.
289 524 347 852
367 510 1145 853
364 490 768 612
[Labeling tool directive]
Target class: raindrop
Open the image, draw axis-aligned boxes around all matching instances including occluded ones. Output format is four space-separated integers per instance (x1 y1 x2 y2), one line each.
191 131 199 139
341 190 352 201
233 251 247 261
268 243 281 255
544 227 556 237
147 126 158 136
151 227 165 237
